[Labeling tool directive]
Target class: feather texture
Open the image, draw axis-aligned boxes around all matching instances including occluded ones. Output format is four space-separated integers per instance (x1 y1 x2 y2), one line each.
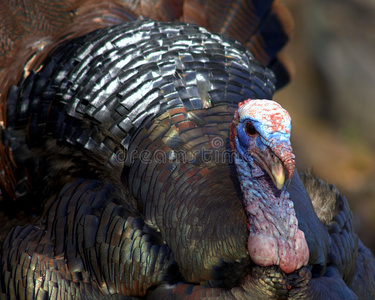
0 1 374 299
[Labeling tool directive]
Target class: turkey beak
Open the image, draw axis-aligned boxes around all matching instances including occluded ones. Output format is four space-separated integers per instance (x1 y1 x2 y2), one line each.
270 159 285 190
250 148 287 190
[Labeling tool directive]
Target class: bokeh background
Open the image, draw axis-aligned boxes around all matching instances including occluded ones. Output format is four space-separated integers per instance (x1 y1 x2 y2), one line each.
275 0 375 252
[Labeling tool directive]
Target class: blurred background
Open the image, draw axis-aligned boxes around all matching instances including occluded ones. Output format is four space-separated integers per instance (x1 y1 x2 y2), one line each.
275 0 375 252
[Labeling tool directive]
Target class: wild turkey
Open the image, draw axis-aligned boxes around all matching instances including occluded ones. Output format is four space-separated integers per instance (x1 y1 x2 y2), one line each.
0 0 374 299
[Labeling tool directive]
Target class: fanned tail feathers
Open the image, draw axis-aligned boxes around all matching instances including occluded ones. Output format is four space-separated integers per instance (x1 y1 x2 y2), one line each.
182 0 295 89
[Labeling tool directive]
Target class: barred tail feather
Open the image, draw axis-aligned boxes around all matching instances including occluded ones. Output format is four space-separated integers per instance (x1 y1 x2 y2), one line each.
182 0 294 89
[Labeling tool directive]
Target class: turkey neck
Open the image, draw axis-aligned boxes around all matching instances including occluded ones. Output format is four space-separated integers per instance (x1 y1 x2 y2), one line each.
234 154 309 274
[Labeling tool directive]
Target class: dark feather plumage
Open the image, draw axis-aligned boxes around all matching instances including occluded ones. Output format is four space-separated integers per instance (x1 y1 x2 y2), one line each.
0 0 374 299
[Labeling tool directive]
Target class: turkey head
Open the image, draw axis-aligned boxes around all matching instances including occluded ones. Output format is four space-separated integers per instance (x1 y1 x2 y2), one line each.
230 99 309 274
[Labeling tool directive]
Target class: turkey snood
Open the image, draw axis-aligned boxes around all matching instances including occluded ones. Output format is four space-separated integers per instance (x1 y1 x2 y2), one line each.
230 99 309 273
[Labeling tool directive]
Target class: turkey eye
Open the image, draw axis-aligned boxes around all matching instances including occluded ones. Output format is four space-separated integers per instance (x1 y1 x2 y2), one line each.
245 122 257 137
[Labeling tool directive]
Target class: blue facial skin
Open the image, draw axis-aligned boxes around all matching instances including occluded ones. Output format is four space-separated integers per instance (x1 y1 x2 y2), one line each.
234 115 293 185
235 119 270 160
235 119 266 179
232 102 309 274
236 121 253 159
236 113 292 160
